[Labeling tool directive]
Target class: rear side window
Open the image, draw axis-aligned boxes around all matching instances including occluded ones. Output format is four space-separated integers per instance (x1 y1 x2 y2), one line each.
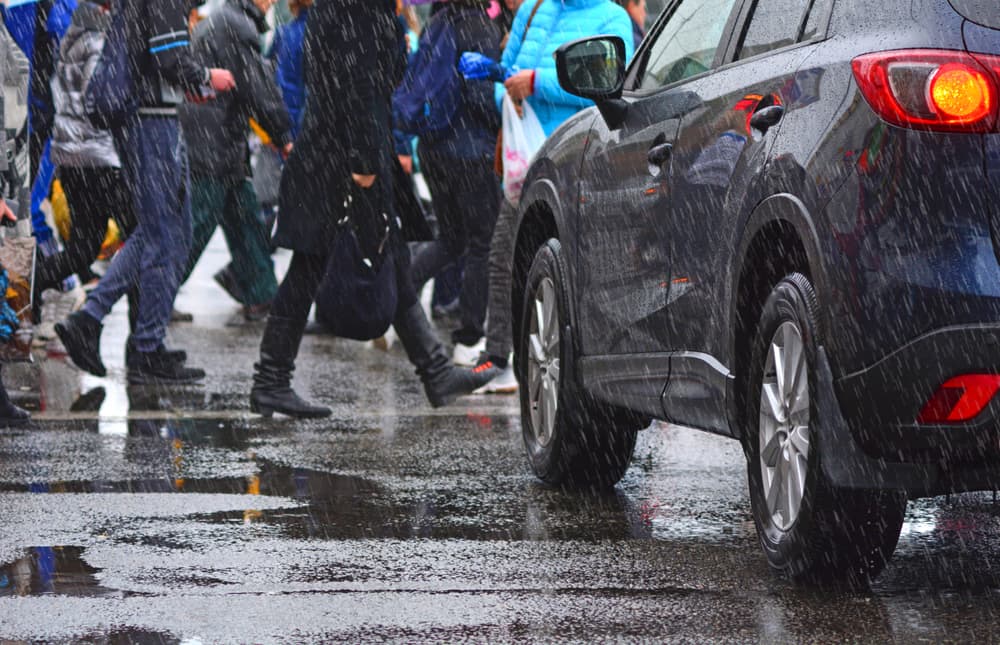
949 0 1000 29
636 0 742 90
736 0 831 60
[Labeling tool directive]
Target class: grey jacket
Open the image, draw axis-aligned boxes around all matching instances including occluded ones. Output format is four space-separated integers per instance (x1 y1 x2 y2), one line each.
50 1 120 168
0 25 28 174
179 0 290 180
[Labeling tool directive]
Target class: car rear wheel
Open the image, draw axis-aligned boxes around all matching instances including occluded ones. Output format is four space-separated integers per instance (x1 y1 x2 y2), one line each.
518 239 638 489
746 273 906 584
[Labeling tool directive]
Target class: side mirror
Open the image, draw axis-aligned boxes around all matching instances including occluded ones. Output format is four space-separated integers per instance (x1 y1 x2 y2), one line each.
556 36 628 128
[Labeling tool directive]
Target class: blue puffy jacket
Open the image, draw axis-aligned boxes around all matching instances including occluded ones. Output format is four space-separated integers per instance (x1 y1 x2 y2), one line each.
270 8 307 138
496 0 634 137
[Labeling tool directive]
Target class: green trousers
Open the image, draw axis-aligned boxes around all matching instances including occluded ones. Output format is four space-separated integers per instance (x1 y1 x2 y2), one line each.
184 176 278 307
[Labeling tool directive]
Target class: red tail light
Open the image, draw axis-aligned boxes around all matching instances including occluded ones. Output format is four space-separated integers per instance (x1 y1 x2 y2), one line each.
917 375 1000 424
852 49 1000 133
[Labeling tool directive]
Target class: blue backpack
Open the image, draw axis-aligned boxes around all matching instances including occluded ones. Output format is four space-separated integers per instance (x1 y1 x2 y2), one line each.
84 1 136 129
393 9 463 141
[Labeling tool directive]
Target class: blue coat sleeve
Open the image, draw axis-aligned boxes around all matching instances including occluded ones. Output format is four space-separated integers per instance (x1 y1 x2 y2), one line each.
494 2 531 111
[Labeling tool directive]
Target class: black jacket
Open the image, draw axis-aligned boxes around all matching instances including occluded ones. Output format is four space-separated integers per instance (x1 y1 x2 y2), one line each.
417 4 501 159
123 0 207 110
179 0 291 180
274 0 406 255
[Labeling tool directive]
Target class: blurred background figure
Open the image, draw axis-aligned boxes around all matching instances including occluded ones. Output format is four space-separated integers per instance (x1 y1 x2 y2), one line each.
179 0 292 326
615 0 646 50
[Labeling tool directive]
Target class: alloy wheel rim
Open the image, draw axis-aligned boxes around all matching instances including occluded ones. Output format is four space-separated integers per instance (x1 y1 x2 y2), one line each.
758 321 811 532
528 277 561 449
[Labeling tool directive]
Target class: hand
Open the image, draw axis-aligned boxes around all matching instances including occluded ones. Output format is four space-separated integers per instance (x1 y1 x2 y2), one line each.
209 68 236 92
514 101 524 119
504 69 534 103
352 173 376 189
282 142 294 160
0 201 15 224
397 154 413 175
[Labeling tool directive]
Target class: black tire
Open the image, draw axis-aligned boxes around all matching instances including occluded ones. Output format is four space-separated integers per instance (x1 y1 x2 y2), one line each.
517 239 638 489
745 273 906 585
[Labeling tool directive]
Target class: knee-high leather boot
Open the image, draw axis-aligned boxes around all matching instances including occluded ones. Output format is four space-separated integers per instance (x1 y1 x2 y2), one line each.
394 303 499 408
250 315 332 419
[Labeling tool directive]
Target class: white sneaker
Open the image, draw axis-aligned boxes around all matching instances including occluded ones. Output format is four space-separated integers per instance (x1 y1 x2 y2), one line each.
474 364 518 394
452 338 486 367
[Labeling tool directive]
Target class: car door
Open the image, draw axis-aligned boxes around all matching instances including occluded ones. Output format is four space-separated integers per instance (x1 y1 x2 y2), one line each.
576 0 745 361
660 0 834 433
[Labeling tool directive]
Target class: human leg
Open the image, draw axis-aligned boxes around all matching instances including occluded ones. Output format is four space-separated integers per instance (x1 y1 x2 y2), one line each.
34 167 111 294
484 198 518 366
218 181 277 309
409 147 469 291
180 175 225 286
251 251 331 418
452 156 502 347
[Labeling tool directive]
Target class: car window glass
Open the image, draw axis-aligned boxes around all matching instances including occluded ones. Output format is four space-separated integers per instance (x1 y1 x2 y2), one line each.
637 0 741 91
800 0 834 40
736 0 810 60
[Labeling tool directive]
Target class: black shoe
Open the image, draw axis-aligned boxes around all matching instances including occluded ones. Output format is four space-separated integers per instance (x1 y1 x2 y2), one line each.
214 265 246 305
394 303 501 408
125 338 186 367
0 399 30 427
55 311 107 377
127 348 206 385
250 386 332 418
70 386 107 412
251 315 332 419
170 308 194 323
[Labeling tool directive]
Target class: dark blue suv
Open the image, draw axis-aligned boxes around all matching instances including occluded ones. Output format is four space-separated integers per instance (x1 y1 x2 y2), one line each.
510 0 1000 582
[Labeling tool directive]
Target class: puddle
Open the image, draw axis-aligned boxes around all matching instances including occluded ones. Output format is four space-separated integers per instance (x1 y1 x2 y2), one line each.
0 546 118 598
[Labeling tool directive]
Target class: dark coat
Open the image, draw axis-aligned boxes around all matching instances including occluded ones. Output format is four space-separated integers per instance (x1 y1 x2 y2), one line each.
273 0 406 256
179 0 291 181
123 0 208 109
412 4 501 159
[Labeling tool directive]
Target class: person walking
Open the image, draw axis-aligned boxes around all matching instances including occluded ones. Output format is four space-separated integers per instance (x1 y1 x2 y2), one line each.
0 22 31 427
615 0 646 50
474 0 634 393
178 0 291 325
270 0 309 138
250 0 498 419
55 0 236 385
37 0 133 304
402 0 503 369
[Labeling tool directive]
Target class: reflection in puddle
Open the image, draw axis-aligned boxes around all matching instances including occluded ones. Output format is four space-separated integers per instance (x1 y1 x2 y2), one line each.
0 546 116 597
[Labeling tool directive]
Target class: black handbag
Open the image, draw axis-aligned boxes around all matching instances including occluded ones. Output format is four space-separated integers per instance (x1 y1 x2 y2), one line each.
315 185 398 341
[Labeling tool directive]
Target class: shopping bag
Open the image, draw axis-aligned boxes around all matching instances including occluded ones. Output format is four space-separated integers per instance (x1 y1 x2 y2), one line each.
0 229 36 363
501 94 546 204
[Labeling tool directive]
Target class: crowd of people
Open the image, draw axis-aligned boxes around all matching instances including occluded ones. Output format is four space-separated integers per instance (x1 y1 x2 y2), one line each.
0 0 645 424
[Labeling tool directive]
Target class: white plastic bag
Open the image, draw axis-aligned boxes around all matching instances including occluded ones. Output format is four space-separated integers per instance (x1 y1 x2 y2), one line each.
501 94 546 204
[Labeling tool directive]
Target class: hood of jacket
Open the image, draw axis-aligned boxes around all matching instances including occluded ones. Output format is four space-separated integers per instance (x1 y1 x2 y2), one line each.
61 1 110 54
229 0 270 34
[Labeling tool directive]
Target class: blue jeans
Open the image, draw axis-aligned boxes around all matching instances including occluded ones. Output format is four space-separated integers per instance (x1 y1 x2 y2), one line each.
83 116 192 353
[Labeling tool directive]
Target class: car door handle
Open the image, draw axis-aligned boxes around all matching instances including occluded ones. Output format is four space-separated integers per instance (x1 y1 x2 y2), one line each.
647 142 673 167
749 105 785 133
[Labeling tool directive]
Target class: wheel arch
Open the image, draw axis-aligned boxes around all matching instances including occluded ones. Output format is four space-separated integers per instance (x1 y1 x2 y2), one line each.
727 193 830 441
512 178 568 362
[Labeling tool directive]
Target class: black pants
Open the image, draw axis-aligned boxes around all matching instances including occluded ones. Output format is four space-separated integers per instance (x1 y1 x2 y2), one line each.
35 167 134 294
411 146 501 347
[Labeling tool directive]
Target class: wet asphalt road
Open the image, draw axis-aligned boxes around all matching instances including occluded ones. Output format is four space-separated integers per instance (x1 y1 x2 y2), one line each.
3 243 1000 642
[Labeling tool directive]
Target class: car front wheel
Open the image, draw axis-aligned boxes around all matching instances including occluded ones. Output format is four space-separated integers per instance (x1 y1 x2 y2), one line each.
518 239 638 489
745 273 906 584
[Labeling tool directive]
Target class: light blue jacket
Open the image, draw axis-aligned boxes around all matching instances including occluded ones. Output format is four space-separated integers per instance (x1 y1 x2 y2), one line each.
496 0 634 137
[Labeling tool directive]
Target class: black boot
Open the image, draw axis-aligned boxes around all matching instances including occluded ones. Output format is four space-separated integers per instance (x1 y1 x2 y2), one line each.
0 367 30 426
394 303 499 408
250 315 332 419
127 346 206 385
55 311 107 377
